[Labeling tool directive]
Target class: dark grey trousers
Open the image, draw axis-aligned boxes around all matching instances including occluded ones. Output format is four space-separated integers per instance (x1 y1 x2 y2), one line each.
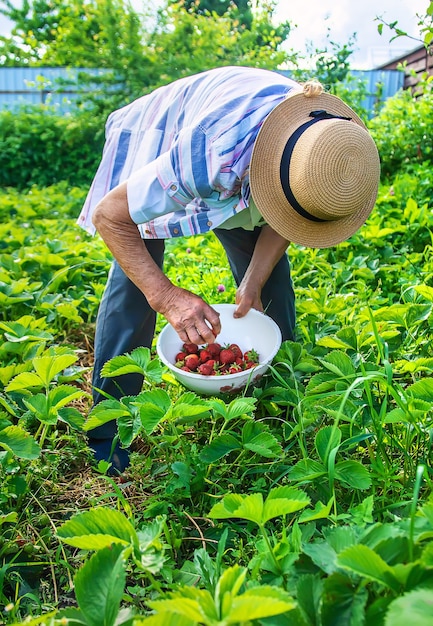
90 227 296 439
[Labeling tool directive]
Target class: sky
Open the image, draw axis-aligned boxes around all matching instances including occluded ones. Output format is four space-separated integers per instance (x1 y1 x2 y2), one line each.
273 0 428 68
0 0 428 69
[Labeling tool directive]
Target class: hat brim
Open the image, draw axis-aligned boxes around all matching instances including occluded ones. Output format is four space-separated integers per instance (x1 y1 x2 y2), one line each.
250 91 379 248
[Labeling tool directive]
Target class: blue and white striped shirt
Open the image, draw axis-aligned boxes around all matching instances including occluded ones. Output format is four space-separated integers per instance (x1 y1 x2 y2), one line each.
78 66 298 239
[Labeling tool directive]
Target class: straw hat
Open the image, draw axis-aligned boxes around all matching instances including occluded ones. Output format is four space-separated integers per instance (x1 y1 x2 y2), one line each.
249 86 380 248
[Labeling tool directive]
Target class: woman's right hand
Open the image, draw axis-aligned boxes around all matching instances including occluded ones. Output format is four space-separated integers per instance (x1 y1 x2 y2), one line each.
155 284 221 345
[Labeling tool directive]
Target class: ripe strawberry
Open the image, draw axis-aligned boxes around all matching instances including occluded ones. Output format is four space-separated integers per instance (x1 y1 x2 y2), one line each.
181 366 192 372
184 354 200 371
198 360 217 376
244 348 259 364
200 348 212 362
219 348 236 365
207 343 222 358
235 356 244 366
175 352 186 362
228 363 242 374
183 342 199 354
228 343 242 359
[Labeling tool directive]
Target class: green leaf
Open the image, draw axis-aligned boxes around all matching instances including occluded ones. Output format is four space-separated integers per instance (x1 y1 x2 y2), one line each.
334 460 372 490
316 336 353 349
262 487 310 524
199 433 241 463
136 389 172 435
209 488 309 526
74 543 127 626
208 396 257 421
135 517 168 574
299 500 333 523
24 393 56 424
315 426 342 464
56 507 138 551
406 378 433 402
421 541 433 567
337 544 400 591
48 384 86 409
169 392 211 420
5 371 44 392
33 354 79 386
1 511 18 525
228 586 296 622
149 594 210 623
216 564 247 606
100 347 163 383
395 357 433 374
58 406 86 430
84 399 131 431
385 588 433 626
296 574 323 626
289 458 326 482
0 424 41 459
321 572 368 626
318 351 356 378
241 421 282 459
117 409 142 447
209 493 263 525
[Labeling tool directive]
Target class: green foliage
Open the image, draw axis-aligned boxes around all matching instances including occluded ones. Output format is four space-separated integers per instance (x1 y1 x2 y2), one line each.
0 0 295 120
2 5 433 622
0 0 147 69
292 30 357 88
141 1 292 91
369 84 433 179
376 1 433 51
0 0 298 189
0 107 104 189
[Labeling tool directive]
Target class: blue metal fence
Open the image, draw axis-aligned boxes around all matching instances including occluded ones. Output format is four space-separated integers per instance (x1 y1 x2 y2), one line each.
0 67 110 112
0 66 405 115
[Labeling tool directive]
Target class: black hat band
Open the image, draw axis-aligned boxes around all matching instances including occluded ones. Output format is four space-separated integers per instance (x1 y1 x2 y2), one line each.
279 110 352 223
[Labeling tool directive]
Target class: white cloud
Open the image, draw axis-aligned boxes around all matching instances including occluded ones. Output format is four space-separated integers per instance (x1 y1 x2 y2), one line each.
274 0 428 68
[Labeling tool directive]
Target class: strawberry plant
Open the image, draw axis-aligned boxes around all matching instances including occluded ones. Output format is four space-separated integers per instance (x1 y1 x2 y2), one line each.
2 74 433 625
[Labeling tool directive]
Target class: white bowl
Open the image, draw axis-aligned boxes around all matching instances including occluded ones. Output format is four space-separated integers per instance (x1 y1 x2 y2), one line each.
156 303 282 395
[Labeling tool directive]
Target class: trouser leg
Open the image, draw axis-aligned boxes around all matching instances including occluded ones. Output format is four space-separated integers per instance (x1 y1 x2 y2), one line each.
213 227 296 341
90 239 165 439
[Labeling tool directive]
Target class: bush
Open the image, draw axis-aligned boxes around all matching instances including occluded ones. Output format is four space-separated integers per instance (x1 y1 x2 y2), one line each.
369 82 433 180
0 106 105 189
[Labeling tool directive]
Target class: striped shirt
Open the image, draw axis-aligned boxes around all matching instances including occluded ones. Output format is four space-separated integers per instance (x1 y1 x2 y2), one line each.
78 66 298 239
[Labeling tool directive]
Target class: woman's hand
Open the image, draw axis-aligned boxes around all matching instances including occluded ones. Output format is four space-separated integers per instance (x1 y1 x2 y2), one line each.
234 282 263 318
156 283 221 345
233 225 289 319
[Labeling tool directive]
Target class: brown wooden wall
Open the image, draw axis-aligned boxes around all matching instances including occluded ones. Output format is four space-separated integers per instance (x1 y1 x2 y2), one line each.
379 46 433 90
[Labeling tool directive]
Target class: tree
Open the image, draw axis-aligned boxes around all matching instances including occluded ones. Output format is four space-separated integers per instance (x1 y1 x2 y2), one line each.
0 0 146 68
0 0 295 114
174 0 253 29
144 0 293 88
376 1 433 51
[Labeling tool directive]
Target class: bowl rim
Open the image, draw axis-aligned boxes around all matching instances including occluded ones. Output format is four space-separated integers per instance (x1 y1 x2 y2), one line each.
156 304 282 381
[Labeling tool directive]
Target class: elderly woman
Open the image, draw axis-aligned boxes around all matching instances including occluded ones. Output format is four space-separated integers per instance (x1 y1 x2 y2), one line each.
78 65 380 472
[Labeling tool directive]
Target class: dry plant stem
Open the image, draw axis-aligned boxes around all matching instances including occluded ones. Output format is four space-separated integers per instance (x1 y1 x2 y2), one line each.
28 524 59 603
29 492 74 589
183 511 207 551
